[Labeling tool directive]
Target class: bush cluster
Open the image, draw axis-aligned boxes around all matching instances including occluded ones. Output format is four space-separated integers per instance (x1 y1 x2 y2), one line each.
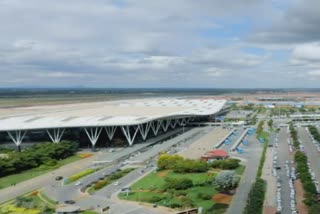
68 168 95 183
173 159 208 173
93 168 134 190
243 178 266 214
157 154 208 173
209 158 240 170
158 154 241 174
163 177 193 190
0 141 76 177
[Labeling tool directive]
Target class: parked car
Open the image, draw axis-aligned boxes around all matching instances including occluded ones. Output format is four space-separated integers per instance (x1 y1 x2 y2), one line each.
55 176 63 181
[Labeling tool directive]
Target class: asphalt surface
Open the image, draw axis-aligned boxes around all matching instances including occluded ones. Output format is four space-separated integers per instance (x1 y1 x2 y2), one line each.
227 132 264 214
0 128 182 204
44 127 209 213
298 127 320 184
277 127 292 214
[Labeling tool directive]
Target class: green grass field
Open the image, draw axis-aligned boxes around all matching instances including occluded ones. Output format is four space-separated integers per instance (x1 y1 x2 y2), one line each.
0 155 82 189
120 170 219 212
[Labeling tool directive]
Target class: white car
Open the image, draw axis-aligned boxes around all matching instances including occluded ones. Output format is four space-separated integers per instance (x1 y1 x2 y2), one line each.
75 181 82 186
113 181 120 186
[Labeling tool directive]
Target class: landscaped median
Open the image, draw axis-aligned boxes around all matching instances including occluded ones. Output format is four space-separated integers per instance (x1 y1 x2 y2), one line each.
86 168 136 194
64 168 98 185
118 154 245 214
0 190 55 214
0 190 98 214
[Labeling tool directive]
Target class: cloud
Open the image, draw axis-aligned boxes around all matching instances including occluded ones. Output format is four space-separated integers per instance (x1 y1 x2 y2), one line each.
0 0 319 88
249 0 320 45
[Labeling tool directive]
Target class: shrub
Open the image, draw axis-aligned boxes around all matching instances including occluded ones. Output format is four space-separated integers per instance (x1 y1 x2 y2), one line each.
213 171 238 193
164 177 193 190
173 159 208 173
157 154 183 170
198 192 212 200
147 196 163 203
67 168 95 183
220 158 240 170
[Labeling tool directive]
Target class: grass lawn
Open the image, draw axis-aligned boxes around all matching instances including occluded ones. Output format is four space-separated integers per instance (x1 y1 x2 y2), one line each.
131 170 214 191
120 170 218 212
81 211 98 214
0 191 55 214
0 155 82 189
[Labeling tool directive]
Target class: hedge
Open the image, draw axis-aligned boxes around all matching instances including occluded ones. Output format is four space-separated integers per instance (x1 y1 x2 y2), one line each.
243 178 266 214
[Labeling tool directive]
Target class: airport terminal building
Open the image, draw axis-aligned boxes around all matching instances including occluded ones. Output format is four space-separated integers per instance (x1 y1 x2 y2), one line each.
0 98 227 150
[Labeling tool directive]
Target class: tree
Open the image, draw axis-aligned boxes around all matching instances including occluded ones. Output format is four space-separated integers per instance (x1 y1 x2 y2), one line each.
157 154 183 170
213 171 238 193
267 119 273 129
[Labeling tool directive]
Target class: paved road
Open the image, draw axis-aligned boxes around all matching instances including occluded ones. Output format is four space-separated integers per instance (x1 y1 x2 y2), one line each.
227 133 263 214
298 127 320 184
0 128 183 204
219 128 240 152
277 128 292 214
44 127 209 213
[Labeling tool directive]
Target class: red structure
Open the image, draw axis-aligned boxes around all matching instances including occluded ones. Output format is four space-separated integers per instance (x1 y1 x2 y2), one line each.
201 149 228 160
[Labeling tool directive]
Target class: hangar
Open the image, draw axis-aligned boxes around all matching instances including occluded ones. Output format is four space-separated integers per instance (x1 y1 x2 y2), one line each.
0 98 226 150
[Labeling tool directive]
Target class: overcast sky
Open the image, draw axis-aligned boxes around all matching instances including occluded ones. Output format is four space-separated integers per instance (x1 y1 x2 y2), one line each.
1 0 319 88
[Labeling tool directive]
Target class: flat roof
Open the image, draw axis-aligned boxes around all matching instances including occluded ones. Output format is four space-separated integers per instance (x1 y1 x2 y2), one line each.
0 97 226 131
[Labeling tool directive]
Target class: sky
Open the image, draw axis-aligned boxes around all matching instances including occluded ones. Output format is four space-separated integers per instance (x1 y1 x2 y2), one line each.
1 0 320 88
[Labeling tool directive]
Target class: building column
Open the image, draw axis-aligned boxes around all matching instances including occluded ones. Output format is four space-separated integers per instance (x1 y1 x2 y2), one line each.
139 122 151 141
177 118 184 126
7 130 27 152
161 119 170 132
151 120 162 136
46 128 65 143
121 126 140 146
169 119 178 129
84 127 102 151
105 126 117 141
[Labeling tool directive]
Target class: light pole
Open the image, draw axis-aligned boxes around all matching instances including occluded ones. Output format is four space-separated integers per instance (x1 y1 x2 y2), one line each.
182 124 185 134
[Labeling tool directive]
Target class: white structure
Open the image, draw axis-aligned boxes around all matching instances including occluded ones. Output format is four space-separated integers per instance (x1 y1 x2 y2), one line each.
0 98 227 147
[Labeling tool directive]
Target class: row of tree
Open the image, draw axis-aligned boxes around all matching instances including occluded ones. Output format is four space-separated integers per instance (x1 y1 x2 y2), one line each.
289 123 300 149
295 151 320 212
308 126 320 143
0 141 77 177
157 154 240 173
243 178 266 214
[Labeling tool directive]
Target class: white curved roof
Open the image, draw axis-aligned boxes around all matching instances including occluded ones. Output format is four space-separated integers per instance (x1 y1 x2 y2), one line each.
0 98 226 131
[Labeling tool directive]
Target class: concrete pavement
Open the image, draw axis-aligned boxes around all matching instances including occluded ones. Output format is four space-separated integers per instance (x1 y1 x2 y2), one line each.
227 133 263 214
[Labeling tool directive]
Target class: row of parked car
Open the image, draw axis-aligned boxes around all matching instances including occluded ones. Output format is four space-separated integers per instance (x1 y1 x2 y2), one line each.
306 127 320 152
286 160 298 214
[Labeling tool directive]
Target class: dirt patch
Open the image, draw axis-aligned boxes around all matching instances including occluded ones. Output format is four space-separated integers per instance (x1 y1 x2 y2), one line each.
212 193 233 205
295 179 309 214
157 170 170 177
263 206 276 214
